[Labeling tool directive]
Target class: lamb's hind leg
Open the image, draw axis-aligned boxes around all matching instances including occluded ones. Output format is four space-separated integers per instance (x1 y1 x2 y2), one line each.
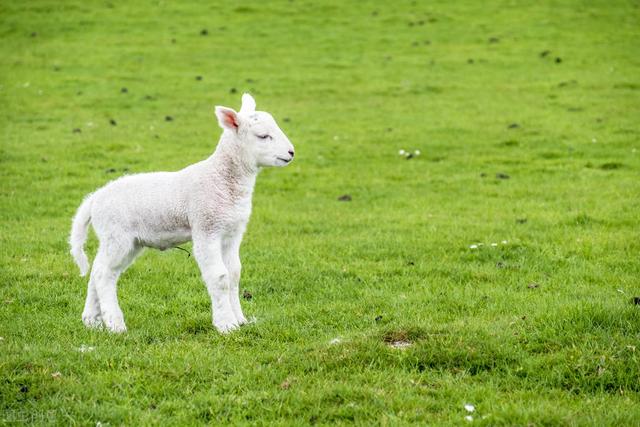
89 239 141 333
82 279 102 328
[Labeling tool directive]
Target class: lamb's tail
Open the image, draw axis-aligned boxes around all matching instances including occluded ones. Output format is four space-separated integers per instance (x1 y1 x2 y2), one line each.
69 194 93 276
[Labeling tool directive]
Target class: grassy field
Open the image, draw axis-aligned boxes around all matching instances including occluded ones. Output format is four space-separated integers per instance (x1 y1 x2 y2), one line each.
2 0 640 424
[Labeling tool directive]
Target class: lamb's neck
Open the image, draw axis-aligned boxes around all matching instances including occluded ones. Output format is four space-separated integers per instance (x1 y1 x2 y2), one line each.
207 135 259 198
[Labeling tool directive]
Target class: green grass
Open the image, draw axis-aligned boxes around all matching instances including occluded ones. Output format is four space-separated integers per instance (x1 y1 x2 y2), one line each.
2 0 640 424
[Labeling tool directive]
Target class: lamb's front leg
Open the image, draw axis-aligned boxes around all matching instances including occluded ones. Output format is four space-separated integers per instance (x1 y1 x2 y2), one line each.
223 233 248 325
193 235 239 334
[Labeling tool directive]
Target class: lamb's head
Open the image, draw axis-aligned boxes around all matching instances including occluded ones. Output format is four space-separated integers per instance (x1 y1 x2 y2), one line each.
215 93 295 168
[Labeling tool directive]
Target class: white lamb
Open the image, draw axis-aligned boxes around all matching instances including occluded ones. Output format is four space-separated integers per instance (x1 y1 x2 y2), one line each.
69 93 295 334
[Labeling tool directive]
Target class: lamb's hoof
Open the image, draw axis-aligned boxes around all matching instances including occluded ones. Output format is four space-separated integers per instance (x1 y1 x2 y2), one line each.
106 323 127 333
236 315 249 326
214 319 240 334
82 313 103 329
103 316 127 333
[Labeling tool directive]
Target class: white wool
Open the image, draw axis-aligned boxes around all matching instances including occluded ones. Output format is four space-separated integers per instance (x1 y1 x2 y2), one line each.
69 93 294 334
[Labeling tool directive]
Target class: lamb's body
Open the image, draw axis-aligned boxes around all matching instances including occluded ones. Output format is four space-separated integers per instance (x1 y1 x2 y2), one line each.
93 171 193 251
69 94 294 333
90 151 254 252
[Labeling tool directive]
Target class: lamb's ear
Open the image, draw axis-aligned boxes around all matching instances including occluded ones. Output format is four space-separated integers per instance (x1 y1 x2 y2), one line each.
240 93 256 113
215 106 240 131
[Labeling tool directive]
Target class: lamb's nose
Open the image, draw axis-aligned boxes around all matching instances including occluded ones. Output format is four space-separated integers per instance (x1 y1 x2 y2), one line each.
288 149 295 158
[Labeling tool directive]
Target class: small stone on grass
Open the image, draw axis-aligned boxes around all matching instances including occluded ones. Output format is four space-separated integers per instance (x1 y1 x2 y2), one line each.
388 340 412 349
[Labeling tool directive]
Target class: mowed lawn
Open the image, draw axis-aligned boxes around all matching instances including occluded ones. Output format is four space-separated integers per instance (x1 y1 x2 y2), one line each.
1 0 640 424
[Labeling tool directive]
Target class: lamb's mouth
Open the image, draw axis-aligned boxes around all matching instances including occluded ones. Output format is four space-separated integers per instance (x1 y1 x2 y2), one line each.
277 157 292 163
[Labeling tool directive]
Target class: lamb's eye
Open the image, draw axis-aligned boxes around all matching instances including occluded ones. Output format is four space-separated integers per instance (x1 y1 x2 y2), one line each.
256 134 271 140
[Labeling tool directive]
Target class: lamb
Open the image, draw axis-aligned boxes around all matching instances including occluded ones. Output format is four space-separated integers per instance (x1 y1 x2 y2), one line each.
69 93 295 334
